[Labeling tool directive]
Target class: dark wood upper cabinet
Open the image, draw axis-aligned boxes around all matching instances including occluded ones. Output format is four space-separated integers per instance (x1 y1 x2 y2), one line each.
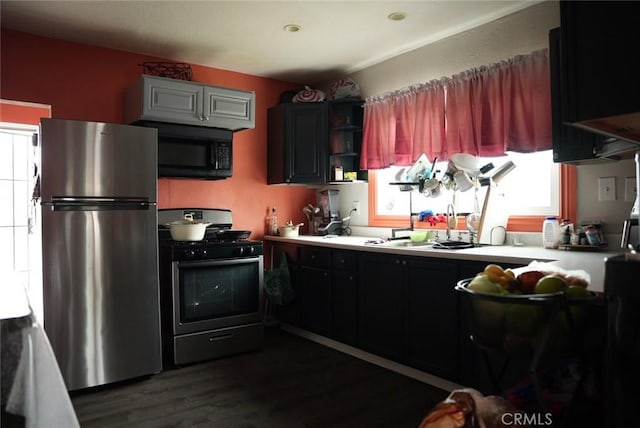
267 101 365 184
558 1 640 150
267 103 328 184
328 101 366 182
549 27 607 164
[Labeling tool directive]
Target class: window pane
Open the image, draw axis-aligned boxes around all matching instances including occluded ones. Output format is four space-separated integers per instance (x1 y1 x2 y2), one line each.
375 150 558 218
0 132 13 180
496 150 559 215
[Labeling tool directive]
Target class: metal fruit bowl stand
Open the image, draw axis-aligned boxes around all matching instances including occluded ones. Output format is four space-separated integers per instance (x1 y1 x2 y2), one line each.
455 278 601 417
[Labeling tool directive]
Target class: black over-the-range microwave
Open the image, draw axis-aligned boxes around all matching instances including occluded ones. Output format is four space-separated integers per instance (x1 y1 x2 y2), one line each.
135 120 233 179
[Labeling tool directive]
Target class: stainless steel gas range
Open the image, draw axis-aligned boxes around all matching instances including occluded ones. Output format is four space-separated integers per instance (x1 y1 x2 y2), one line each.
158 208 264 367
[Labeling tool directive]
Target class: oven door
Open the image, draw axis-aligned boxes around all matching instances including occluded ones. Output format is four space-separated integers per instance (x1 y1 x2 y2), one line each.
172 256 263 335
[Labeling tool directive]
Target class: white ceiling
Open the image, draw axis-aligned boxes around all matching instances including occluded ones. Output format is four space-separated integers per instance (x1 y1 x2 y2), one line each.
1 0 540 85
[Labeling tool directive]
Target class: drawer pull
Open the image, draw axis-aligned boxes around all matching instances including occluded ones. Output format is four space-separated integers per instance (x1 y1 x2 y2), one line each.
209 334 233 342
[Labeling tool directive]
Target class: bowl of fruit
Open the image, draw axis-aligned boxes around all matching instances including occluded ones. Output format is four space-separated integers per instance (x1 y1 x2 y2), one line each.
455 263 598 357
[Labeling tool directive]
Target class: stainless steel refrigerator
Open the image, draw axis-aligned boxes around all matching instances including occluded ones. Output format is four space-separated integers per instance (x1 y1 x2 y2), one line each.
39 118 161 391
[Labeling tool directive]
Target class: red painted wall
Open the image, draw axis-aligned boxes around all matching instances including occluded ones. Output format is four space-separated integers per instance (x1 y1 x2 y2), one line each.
0 100 51 124
1 29 316 242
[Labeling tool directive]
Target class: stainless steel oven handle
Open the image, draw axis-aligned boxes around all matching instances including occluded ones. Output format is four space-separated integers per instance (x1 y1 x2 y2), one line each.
176 256 262 268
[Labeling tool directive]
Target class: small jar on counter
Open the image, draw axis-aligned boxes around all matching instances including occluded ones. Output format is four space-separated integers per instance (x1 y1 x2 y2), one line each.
571 231 580 245
542 216 560 249
585 225 601 245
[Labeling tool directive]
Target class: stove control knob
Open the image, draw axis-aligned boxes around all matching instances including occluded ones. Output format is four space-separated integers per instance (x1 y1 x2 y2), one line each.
184 249 196 259
246 246 256 255
236 247 245 256
196 248 208 258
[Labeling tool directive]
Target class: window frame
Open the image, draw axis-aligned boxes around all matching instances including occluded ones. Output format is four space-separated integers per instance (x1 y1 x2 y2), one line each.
367 163 576 233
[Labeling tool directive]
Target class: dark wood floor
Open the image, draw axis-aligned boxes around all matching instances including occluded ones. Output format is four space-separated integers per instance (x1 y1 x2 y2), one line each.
71 327 447 428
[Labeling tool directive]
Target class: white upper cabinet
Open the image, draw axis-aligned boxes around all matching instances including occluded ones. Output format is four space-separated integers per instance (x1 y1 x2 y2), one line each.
124 75 255 131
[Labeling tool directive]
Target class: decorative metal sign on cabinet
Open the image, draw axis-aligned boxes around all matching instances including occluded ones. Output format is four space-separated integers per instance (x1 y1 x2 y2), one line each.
124 75 255 131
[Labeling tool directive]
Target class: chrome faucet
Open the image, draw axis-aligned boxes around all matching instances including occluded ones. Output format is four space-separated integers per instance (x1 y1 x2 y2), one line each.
391 213 417 239
391 191 417 239
445 203 455 241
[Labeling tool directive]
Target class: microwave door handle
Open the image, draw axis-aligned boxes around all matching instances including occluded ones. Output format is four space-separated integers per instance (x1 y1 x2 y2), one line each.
208 144 217 170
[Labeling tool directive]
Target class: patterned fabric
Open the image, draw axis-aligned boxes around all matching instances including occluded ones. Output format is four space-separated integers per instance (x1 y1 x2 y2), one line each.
330 78 361 100
292 86 325 102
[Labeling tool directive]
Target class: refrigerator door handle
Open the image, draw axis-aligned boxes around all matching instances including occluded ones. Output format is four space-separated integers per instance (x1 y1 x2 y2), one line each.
46 197 155 211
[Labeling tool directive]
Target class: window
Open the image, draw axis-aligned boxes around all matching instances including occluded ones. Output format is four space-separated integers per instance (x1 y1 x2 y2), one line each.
0 127 41 291
369 150 575 232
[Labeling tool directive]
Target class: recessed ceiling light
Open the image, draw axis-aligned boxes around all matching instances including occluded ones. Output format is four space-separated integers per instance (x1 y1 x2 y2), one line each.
387 12 407 21
283 24 301 32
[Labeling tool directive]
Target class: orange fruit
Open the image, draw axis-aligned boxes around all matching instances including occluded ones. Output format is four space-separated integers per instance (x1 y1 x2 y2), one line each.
484 264 505 283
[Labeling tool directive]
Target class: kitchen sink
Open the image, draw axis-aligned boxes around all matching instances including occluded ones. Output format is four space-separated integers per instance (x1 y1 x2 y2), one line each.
382 240 433 248
431 240 491 250
369 238 491 250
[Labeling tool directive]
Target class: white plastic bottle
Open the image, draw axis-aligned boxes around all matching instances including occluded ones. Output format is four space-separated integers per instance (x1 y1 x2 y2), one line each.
542 216 560 249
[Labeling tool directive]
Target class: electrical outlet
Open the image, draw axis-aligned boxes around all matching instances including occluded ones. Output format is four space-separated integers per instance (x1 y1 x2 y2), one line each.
625 177 637 202
352 201 360 216
598 177 616 201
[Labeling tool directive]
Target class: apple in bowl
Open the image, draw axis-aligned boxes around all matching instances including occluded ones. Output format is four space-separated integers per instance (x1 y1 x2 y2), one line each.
515 270 546 294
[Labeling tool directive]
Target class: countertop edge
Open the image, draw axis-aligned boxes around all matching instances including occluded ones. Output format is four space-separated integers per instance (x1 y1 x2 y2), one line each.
263 235 626 293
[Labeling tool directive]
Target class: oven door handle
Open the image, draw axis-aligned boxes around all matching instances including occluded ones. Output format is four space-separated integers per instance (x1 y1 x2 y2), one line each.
175 256 261 268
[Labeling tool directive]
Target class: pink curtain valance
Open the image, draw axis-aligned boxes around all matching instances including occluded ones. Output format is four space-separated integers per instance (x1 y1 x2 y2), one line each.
361 49 552 170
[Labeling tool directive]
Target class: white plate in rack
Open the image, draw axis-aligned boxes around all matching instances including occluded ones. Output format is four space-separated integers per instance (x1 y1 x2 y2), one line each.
405 153 431 181
451 153 480 176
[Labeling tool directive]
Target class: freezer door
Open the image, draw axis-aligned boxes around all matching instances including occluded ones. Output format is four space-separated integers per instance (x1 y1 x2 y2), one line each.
42 205 161 391
40 118 157 201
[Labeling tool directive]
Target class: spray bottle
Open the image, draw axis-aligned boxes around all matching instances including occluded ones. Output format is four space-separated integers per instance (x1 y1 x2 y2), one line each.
266 206 278 236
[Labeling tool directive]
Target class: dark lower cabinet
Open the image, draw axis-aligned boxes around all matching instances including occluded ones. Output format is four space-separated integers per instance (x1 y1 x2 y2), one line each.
269 242 300 326
358 253 467 382
332 250 358 345
267 242 525 387
298 246 332 336
299 265 331 336
405 257 459 380
358 253 405 361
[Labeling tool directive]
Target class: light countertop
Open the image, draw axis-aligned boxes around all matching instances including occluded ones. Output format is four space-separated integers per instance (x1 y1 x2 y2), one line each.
263 235 627 293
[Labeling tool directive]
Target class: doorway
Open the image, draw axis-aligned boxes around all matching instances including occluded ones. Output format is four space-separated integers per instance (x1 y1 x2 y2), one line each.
0 99 51 322
0 125 42 321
